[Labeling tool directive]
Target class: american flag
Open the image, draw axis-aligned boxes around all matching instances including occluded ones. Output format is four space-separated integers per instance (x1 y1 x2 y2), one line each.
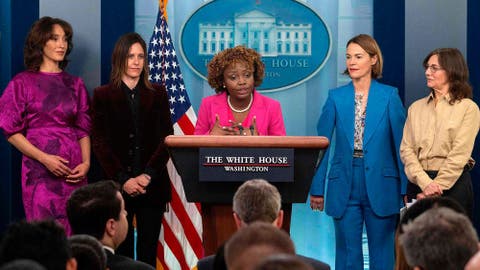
147 4 204 270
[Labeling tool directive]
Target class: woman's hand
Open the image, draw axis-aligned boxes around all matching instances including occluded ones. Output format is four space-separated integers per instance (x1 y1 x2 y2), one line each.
310 195 325 211
123 178 147 197
39 154 72 177
423 181 443 197
66 162 90 183
209 114 238 135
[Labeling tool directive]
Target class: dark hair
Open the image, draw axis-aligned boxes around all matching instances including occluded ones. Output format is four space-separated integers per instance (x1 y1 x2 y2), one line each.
24 16 73 71
343 34 383 79
68 234 107 270
423 48 472 104
0 259 46 270
0 220 71 270
394 197 467 270
67 180 121 240
110 32 153 90
225 222 295 270
255 254 313 270
207 45 265 93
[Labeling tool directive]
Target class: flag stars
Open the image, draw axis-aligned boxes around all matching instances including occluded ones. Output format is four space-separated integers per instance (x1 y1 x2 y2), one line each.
151 38 158 46
154 73 161 82
170 108 175 115
148 62 154 70
169 96 176 104
178 95 186 103
169 84 177 92
163 73 170 81
179 84 186 92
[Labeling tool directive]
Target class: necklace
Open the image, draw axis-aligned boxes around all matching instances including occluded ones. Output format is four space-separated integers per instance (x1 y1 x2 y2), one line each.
228 93 253 113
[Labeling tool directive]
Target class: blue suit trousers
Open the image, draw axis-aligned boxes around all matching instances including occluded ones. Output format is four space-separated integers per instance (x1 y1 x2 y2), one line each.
333 158 397 270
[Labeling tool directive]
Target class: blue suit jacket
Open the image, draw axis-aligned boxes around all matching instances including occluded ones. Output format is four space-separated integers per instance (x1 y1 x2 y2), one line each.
310 80 407 218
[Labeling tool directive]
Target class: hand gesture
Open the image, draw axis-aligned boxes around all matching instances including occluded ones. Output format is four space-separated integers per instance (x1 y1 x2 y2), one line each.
423 181 443 197
40 154 72 177
209 114 237 135
310 195 325 211
66 162 90 183
123 177 147 197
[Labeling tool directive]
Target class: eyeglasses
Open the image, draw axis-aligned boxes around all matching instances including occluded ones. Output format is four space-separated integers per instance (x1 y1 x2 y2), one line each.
424 65 444 73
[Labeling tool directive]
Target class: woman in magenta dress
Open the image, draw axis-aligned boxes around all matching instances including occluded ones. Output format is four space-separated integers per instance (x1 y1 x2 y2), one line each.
0 17 91 234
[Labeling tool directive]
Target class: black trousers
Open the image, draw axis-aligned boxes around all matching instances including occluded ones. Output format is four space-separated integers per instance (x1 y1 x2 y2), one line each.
117 199 166 267
406 169 473 219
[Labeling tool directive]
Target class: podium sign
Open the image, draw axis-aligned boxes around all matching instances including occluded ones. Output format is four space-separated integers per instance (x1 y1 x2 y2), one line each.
199 148 294 182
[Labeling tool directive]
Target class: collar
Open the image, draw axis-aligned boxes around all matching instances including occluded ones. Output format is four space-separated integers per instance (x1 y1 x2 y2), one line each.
103 245 115 254
121 81 138 96
427 91 451 104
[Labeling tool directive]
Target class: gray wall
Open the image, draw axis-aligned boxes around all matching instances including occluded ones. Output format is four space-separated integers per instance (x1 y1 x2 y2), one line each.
40 0 101 93
404 0 467 106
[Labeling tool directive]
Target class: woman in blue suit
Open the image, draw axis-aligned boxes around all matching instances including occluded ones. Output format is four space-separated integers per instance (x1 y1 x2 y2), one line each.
310 34 407 270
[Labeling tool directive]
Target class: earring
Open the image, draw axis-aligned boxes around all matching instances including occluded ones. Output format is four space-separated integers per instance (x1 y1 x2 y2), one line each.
223 84 226 88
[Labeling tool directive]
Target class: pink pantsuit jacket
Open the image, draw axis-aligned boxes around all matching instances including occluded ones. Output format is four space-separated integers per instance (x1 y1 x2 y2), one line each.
194 90 286 136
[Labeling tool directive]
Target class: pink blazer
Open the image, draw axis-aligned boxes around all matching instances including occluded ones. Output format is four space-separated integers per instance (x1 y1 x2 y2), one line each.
194 90 286 135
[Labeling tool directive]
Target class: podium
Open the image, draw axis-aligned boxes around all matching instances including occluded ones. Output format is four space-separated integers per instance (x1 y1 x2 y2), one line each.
165 135 329 255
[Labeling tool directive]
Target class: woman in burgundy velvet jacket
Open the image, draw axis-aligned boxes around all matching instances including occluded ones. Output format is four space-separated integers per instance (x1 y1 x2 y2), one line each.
91 32 173 267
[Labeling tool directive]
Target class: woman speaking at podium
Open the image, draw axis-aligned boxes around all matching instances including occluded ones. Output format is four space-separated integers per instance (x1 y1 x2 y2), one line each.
194 45 286 136
309 34 407 270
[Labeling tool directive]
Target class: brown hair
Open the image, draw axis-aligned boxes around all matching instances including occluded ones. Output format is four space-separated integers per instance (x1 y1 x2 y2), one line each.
24 16 73 71
110 32 153 90
423 48 472 104
207 45 265 93
343 34 383 79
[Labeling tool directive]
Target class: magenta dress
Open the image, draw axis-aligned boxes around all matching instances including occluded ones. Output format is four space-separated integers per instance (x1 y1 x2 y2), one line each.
0 70 91 234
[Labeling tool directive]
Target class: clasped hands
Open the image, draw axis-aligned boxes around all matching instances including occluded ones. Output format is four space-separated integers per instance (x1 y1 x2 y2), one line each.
123 174 151 197
209 114 258 136
40 154 89 183
310 195 324 212
417 181 443 200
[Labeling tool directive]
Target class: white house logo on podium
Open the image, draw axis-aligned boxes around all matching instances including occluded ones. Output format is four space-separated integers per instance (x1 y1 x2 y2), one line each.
180 0 331 92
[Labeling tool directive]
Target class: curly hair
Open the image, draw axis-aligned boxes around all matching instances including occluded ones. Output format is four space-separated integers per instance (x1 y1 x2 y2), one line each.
24 16 73 71
423 48 472 104
207 45 265 93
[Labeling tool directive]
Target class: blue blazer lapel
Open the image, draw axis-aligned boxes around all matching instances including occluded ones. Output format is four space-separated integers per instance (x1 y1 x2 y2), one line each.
364 80 388 146
336 83 355 150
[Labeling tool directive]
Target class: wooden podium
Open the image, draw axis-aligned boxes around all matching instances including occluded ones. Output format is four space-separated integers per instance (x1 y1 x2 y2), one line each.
165 135 329 255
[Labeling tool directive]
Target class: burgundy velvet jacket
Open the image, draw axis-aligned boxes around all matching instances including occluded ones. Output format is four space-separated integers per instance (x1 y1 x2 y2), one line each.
91 82 173 206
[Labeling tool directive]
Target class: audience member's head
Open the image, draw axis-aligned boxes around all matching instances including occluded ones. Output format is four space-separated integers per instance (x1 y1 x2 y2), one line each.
0 220 76 270
394 196 467 270
68 235 107 270
67 180 127 249
225 222 295 270
0 259 46 270
254 254 313 270
399 207 478 270
232 179 283 228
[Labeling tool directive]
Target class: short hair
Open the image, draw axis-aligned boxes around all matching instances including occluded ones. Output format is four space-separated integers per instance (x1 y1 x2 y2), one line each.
207 45 265 93
67 180 121 239
68 234 107 270
343 34 383 79
0 259 46 270
110 32 153 90
24 16 73 71
225 222 295 270
399 207 478 270
255 254 313 270
232 179 281 224
394 197 467 270
0 220 71 270
423 48 472 103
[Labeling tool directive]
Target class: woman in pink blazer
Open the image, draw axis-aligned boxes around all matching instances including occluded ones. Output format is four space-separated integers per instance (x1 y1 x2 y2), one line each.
194 46 286 136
